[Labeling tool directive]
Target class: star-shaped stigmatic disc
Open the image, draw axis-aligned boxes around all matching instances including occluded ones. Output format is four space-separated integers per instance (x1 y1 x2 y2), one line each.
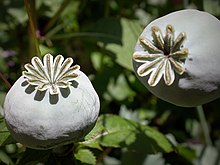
23 54 80 95
133 25 189 86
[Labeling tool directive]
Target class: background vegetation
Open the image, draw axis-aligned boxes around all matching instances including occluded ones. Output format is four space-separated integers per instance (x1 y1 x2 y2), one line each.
0 0 220 164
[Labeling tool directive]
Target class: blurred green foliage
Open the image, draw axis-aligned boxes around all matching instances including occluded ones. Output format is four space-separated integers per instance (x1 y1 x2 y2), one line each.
0 0 220 164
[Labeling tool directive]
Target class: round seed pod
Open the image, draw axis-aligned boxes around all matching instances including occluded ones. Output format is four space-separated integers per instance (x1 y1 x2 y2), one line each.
3 54 100 149
132 9 220 107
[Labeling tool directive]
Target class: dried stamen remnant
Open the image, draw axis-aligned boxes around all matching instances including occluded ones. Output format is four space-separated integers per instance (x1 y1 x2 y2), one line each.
133 24 189 86
23 54 80 95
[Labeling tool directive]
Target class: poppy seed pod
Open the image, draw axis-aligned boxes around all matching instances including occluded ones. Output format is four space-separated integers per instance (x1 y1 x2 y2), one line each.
132 9 220 107
3 54 100 149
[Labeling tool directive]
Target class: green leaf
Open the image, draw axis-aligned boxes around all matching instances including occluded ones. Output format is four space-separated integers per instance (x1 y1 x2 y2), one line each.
82 17 142 70
84 115 173 154
82 114 173 165
204 0 220 16
39 45 56 57
0 132 11 146
80 120 105 150
7 8 28 25
0 92 6 117
0 150 15 165
0 92 6 107
89 17 122 44
51 17 122 43
105 18 142 71
176 145 196 162
0 117 12 146
90 51 113 71
106 74 135 101
74 149 96 165
79 141 102 151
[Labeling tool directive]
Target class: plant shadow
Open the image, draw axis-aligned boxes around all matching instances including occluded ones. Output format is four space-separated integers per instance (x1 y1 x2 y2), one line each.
21 80 79 105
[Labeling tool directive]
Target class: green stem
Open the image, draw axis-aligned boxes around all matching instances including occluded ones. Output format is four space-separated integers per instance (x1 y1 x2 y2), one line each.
43 0 71 33
0 72 11 89
104 0 110 17
196 105 212 146
24 0 41 57
51 32 121 42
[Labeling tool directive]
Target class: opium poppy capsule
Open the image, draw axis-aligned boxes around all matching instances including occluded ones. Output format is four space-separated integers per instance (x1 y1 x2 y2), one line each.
3 54 100 149
132 9 220 107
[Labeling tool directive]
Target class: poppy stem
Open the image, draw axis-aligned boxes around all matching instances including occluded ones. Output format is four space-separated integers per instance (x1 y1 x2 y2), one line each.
24 0 41 57
196 105 212 146
0 72 11 89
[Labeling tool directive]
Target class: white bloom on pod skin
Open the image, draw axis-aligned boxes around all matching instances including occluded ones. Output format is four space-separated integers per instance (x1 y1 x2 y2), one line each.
132 9 220 107
3 53 100 149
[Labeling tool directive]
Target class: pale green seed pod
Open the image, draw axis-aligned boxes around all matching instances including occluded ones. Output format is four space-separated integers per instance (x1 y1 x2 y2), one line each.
3 54 100 149
133 9 220 107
